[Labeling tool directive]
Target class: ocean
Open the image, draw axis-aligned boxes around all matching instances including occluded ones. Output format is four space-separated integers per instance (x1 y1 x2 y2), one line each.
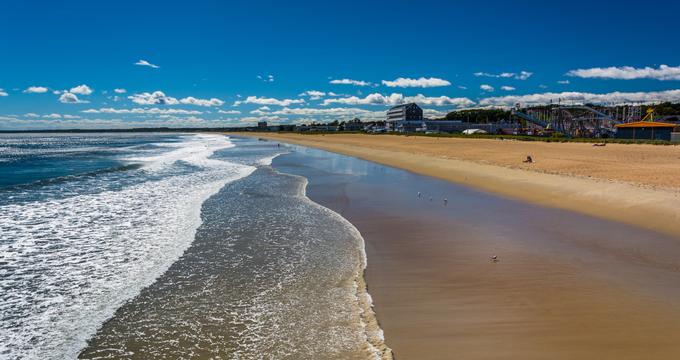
0 133 389 359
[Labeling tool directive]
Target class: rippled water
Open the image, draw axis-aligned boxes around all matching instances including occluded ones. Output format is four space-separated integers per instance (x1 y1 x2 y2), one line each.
0 134 389 359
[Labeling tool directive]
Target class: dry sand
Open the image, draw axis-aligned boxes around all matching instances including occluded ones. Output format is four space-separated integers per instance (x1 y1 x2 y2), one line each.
237 133 680 238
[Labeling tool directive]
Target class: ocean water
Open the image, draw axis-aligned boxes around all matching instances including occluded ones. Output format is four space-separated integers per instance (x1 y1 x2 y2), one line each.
0 133 389 359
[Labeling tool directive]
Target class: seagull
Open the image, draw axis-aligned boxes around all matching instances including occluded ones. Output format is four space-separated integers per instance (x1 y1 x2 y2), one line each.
490 255 499 262
417 192 421 198
443 198 448 205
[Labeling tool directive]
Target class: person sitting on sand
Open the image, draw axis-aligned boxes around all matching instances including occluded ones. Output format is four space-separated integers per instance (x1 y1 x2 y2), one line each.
523 155 533 163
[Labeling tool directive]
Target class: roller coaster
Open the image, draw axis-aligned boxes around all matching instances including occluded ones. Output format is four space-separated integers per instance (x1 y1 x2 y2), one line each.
511 105 621 137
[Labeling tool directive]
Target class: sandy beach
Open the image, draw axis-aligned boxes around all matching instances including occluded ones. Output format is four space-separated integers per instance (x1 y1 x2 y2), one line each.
273 143 680 359
238 133 680 238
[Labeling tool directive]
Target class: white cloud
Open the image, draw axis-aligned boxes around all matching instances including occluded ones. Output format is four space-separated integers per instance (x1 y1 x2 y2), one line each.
457 85 468 90
500 86 515 91
322 92 474 107
135 59 160 69
82 107 203 115
128 91 179 105
59 92 88 104
322 93 403 106
23 86 49 93
0 116 251 131
381 77 451 88
179 96 225 107
480 84 495 92
329 78 374 86
0 89 8 97
69 84 93 95
566 64 680 81
218 109 241 115
478 89 680 107
253 107 386 121
257 74 275 82
114 88 127 94
557 80 570 85
234 96 305 107
299 90 326 100
404 94 476 107
474 71 533 80
22 113 80 119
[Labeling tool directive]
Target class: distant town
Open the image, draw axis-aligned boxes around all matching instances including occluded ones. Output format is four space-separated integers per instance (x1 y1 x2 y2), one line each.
3 102 679 142
246 102 680 142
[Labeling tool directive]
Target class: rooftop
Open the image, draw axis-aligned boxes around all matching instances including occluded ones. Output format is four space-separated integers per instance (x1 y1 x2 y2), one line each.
615 121 678 128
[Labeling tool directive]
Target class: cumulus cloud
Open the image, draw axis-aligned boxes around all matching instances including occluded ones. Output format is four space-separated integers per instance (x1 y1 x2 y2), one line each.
299 90 326 100
114 88 127 94
381 77 451 88
82 107 203 115
22 113 80 119
135 59 160 69
480 84 495 92
405 94 476 107
233 96 305 107
474 71 533 80
59 92 88 104
0 89 8 96
128 91 179 105
218 109 241 114
322 93 474 107
69 84 93 95
179 96 225 107
500 86 515 91
557 80 570 84
23 86 49 93
478 89 680 107
329 78 374 86
322 93 403 106
566 64 680 81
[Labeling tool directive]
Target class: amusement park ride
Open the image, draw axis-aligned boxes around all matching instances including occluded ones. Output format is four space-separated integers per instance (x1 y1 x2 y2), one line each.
510 103 666 137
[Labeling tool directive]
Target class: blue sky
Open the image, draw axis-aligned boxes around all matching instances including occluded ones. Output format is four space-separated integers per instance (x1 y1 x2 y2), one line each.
2 0 680 129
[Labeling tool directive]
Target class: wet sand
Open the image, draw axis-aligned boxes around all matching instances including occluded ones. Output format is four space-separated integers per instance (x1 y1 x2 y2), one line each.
245 133 680 238
275 145 680 360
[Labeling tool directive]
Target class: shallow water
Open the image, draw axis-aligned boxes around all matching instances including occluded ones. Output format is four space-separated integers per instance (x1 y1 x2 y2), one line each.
0 133 389 359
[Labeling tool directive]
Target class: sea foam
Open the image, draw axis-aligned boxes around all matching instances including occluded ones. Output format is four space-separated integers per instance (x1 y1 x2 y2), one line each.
0 134 254 359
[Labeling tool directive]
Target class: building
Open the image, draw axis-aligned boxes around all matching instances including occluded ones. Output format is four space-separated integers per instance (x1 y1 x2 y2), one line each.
257 121 268 130
343 118 364 131
615 121 678 141
423 120 463 133
386 103 423 131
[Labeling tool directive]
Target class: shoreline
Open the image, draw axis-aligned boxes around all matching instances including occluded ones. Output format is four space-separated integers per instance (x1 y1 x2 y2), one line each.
273 143 680 359
234 133 680 239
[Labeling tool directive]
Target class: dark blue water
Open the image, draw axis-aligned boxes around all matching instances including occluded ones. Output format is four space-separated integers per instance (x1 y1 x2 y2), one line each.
0 133 181 188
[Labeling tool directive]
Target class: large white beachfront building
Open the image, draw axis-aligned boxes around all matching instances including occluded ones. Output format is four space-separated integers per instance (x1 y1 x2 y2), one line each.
386 103 424 132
